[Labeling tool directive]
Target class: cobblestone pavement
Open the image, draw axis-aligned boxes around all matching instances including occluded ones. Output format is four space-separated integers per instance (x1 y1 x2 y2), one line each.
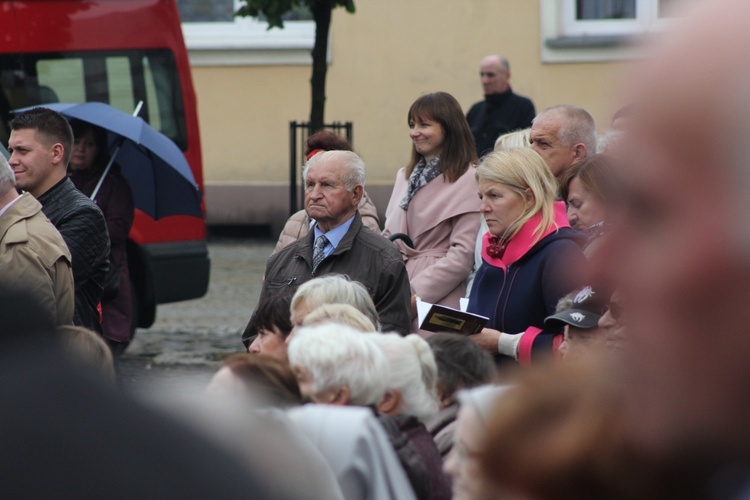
119 238 275 392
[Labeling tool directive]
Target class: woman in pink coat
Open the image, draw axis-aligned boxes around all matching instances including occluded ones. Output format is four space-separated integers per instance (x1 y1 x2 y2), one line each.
383 92 481 329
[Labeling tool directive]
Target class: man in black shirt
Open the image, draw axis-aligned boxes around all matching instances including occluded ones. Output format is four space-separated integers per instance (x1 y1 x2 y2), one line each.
466 55 536 157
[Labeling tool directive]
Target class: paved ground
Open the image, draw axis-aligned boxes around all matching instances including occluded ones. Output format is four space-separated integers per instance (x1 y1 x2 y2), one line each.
118 238 275 394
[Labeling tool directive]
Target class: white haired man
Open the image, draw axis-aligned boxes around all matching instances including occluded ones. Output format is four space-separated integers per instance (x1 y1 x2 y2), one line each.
529 105 596 180
0 152 73 325
260 150 411 335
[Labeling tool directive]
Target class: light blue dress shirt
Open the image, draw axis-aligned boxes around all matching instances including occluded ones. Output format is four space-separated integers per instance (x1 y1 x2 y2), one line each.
313 215 355 260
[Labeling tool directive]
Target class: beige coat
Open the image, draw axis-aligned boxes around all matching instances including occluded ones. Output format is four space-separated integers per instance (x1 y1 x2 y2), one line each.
274 191 381 254
0 193 74 326
383 167 481 312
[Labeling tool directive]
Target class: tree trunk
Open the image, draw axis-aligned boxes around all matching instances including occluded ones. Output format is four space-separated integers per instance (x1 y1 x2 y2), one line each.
310 0 332 132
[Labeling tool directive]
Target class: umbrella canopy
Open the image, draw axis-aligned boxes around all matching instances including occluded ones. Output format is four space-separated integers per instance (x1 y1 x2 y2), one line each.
14 102 203 219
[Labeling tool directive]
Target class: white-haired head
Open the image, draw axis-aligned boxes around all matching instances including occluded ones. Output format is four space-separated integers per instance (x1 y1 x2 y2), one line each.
288 323 387 406
302 150 366 191
370 333 440 422
290 274 379 330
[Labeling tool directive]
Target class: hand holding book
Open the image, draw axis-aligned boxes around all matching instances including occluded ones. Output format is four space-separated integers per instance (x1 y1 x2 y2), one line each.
416 299 488 335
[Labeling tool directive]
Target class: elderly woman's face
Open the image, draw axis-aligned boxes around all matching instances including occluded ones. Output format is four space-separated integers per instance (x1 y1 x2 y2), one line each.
444 404 498 500
566 176 606 230
478 179 528 239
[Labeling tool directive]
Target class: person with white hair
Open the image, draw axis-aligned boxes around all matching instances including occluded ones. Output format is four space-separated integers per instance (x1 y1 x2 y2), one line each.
260 150 411 334
302 303 376 333
289 325 444 499
0 152 73 325
289 274 379 331
370 333 451 500
370 333 440 423
288 323 387 406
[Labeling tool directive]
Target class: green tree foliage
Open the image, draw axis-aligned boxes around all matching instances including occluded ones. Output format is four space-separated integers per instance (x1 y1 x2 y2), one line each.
237 0 356 131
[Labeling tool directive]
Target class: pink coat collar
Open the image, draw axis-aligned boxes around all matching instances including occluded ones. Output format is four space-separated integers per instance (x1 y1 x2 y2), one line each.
481 201 570 270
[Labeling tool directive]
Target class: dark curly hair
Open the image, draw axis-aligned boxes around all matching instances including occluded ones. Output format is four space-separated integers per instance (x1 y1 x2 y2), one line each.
304 130 353 157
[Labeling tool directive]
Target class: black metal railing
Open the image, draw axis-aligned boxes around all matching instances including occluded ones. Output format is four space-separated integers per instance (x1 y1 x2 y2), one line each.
289 121 353 215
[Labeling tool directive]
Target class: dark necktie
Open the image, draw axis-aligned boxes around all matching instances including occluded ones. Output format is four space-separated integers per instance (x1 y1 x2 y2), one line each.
312 234 328 273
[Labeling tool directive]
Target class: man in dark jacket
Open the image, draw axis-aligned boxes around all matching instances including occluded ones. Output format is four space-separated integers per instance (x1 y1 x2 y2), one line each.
466 55 536 157
261 150 411 335
8 107 109 333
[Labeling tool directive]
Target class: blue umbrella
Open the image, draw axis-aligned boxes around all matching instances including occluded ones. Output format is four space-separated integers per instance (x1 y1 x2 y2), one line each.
14 102 203 219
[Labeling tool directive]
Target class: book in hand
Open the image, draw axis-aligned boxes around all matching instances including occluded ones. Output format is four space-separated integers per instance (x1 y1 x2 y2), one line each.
416 299 488 335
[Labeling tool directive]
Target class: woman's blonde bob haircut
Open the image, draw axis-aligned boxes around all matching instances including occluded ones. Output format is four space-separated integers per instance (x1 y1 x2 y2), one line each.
476 148 558 245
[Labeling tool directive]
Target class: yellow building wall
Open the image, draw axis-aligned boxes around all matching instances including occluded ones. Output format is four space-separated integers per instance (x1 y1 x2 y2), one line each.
196 0 629 227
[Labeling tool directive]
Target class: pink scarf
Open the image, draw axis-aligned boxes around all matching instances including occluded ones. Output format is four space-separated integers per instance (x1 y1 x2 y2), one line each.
481 201 570 270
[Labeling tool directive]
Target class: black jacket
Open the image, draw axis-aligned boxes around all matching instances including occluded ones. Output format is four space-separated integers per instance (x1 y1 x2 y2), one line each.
466 88 536 156
38 177 110 332
260 212 412 335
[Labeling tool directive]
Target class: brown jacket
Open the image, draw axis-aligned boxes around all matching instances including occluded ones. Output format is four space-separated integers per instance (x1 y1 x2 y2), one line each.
274 191 380 254
0 192 74 326
261 212 411 335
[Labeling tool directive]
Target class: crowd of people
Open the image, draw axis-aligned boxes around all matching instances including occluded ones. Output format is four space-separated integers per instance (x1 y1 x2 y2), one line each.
2 0 750 497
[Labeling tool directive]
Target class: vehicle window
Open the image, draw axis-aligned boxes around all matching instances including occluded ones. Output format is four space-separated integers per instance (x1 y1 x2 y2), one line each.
36 59 86 102
106 57 136 113
0 49 187 150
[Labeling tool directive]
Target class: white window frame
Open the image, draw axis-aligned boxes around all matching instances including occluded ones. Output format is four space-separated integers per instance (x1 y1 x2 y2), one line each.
540 0 677 63
180 1 316 67
562 0 655 37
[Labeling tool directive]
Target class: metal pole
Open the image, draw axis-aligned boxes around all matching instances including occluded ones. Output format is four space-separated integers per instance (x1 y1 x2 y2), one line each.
289 121 298 215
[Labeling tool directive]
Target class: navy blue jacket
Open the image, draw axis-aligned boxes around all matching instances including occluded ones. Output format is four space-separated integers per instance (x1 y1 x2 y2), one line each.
468 227 586 366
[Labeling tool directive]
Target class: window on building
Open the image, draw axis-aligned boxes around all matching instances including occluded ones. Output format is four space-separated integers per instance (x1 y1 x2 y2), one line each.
562 0 677 37
176 0 315 66
541 0 686 63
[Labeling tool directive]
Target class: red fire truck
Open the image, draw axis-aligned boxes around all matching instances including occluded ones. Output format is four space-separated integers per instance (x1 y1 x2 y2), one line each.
0 0 210 329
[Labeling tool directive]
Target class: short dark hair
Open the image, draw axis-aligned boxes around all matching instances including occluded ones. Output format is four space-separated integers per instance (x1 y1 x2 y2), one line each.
10 108 74 165
427 333 495 404
242 292 293 348
407 92 478 183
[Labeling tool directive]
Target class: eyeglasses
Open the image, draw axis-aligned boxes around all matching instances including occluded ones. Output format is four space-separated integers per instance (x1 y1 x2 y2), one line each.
604 301 623 322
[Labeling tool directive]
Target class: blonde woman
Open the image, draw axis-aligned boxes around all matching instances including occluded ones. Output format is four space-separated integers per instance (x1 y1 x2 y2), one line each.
492 127 530 151
467 148 586 366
